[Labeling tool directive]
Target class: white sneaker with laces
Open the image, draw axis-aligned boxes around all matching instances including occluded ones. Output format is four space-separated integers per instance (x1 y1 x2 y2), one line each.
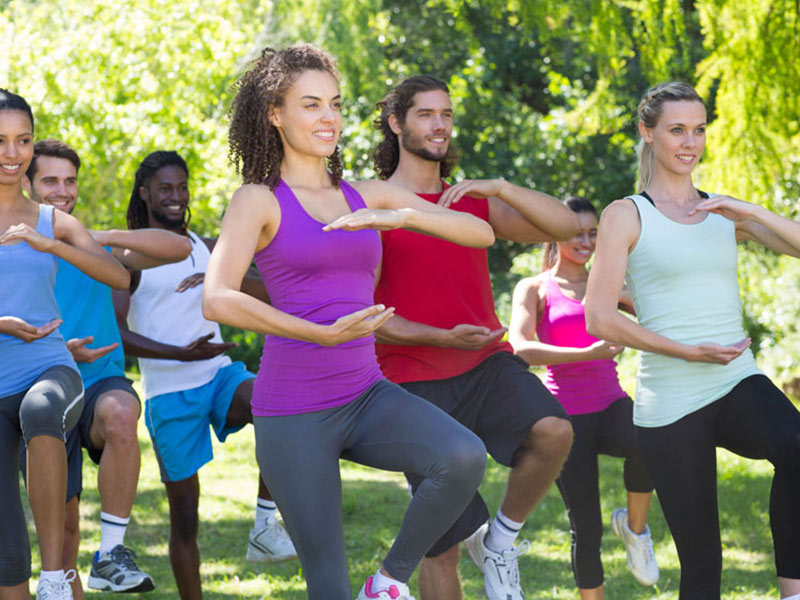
246 516 298 562
355 575 415 600
36 570 76 600
611 507 659 586
465 522 529 600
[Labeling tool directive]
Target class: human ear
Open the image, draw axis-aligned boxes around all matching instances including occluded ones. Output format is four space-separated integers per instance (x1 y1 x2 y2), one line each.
388 114 402 136
638 120 654 144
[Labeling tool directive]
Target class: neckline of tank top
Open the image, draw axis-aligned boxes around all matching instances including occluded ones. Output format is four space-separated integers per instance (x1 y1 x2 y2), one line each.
636 189 711 227
277 178 360 227
0 203 50 251
546 269 586 305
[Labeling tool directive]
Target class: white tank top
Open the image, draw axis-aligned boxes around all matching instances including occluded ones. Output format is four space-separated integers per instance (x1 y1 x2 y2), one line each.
127 231 230 399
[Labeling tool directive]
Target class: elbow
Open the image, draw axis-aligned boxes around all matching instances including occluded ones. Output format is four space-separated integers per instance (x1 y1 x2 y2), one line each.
176 237 193 260
110 269 131 291
476 222 495 247
202 290 222 323
585 307 611 340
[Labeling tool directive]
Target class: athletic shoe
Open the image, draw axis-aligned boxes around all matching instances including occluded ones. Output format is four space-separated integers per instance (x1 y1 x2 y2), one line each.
87 544 155 593
246 516 298 562
36 570 76 599
355 575 415 600
611 507 659 586
465 521 530 600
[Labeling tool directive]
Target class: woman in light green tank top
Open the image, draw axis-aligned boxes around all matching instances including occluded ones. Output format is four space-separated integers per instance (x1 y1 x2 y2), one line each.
585 82 800 599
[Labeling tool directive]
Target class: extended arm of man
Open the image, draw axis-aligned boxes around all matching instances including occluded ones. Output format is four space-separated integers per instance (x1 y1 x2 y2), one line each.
92 228 193 270
375 314 506 349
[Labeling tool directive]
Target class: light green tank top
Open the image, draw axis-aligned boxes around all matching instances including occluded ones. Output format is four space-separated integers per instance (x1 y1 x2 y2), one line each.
625 194 761 427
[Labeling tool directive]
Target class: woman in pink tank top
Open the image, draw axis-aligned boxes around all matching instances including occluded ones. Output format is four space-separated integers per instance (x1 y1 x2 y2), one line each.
508 196 659 599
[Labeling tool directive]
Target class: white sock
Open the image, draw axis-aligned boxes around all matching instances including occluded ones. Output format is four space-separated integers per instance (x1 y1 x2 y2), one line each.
99 511 129 554
485 508 524 553
371 569 405 592
39 569 65 582
255 498 277 529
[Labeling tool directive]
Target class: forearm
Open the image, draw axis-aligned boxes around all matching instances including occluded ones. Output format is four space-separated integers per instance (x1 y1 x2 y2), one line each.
497 181 580 240
753 206 800 257
105 229 192 264
119 328 187 360
51 240 130 289
586 309 690 360
401 208 495 248
513 340 596 366
375 314 450 346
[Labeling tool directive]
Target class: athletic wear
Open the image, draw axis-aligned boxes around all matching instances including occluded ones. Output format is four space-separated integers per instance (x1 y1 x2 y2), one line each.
0 366 83 586
626 194 760 427
145 361 254 482
536 272 625 414
246 516 298 563
402 351 567 556
127 231 231 400
356 575 415 600
374 184 511 383
610 508 659 586
36 569 77 600
88 544 154 593
465 521 529 600
637 375 800 597
0 204 76 397
55 248 125 389
254 379 485 599
251 179 384 416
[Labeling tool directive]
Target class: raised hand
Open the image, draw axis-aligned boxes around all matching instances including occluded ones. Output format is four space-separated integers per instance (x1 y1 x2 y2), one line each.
175 272 205 292
66 336 120 363
320 304 395 346
323 209 406 232
687 337 751 365
0 223 56 252
688 196 758 222
587 340 624 360
443 324 507 350
179 332 237 361
438 179 504 208
0 317 61 342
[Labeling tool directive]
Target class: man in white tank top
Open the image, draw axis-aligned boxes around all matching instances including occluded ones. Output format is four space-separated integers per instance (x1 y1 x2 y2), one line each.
112 151 296 600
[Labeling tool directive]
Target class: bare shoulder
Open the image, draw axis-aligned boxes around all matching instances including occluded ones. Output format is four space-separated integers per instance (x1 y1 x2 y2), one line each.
513 274 545 302
599 199 640 242
349 179 391 206
51 206 85 240
228 183 279 220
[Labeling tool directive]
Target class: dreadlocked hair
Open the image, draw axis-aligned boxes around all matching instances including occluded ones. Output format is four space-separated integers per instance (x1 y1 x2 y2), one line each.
373 75 455 180
127 150 190 231
228 44 343 190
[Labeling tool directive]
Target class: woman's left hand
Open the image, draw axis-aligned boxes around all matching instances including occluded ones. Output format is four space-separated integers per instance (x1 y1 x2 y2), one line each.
0 223 56 252
323 208 407 232
688 196 760 222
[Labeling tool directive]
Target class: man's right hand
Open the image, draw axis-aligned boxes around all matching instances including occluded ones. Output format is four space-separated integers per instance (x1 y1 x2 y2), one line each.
0 317 61 342
442 324 507 350
178 332 237 361
66 336 120 363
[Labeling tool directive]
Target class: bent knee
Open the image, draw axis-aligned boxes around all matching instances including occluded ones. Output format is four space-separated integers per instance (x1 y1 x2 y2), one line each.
439 434 487 489
529 417 573 457
95 397 140 443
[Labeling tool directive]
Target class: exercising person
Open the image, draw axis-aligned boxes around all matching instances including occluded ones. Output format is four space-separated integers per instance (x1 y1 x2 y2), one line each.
372 75 578 600
0 89 129 600
585 81 800 599
113 150 296 600
203 44 494 600
23 138 192 596
509 195 659 599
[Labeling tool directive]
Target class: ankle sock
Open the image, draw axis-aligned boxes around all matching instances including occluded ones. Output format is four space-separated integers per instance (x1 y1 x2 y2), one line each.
485 508 524 553
371 568 405 592
255 498 277 529
39 569 65 582
99 511 129 554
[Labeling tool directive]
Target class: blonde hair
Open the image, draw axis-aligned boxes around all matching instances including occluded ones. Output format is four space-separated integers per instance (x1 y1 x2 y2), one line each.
636 82 704 192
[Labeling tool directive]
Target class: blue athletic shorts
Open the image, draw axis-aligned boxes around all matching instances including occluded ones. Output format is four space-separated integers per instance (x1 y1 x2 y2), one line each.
144 362 255 482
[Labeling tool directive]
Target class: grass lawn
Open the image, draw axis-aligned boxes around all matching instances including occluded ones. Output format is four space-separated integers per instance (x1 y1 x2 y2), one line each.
23 371 787 599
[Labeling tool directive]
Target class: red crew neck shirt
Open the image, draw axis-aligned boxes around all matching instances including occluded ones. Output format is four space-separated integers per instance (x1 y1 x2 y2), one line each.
375 184 512 383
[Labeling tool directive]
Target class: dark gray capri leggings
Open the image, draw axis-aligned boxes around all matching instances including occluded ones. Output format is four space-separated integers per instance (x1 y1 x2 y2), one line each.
0 365 83 586
254 379 487 600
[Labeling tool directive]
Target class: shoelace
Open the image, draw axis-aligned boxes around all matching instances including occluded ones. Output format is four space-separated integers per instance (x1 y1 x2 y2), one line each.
498 540 530 586
631 532 655 566
111 545 140 570
39 570 77 599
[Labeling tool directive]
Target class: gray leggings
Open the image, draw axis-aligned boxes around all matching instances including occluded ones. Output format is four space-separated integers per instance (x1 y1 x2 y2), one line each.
0 365 83 586
254 379 486 599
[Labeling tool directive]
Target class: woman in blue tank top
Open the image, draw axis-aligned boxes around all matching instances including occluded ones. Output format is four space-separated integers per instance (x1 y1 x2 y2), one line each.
0 90 130 599
202 45 495 600
585 82 800 599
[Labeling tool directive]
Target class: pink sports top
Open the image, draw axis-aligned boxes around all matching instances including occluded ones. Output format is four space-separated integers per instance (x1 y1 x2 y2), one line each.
535 272 626 414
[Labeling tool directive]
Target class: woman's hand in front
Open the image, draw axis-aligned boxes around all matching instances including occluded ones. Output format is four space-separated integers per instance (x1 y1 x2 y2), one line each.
319 305 395 346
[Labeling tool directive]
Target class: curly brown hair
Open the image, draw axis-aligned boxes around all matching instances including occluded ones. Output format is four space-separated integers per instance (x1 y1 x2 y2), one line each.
372 75 455 180
228 44 343 190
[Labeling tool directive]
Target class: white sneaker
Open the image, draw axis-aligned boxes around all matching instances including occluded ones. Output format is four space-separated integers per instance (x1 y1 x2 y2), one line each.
611 508 659 586
355 575 415 600
36 570 76 600
465 522 529 600
246 516 298 562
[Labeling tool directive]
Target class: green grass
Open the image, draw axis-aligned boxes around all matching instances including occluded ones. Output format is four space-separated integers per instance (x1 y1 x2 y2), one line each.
23 373 787 599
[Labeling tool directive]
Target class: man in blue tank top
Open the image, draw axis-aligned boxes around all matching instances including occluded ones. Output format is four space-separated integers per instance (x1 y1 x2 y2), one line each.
24 139 192 595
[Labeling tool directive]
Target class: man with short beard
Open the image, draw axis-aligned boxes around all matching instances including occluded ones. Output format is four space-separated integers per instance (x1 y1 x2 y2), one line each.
112 150 296 600
372 76 580 600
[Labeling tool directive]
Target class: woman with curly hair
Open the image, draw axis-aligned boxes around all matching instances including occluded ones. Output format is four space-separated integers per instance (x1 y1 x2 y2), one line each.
202 44 495 600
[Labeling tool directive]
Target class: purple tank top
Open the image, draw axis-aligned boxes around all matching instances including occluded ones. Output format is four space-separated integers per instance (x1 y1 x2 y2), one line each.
536 272 626 415
251 179 384 416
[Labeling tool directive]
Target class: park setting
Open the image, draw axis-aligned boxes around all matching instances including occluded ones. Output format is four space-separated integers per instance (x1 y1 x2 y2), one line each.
2 0 800 598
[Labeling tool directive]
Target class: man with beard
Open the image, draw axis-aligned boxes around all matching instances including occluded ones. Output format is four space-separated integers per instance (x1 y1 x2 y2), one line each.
372 76 579 600
112 151 296 600
24 139 192 597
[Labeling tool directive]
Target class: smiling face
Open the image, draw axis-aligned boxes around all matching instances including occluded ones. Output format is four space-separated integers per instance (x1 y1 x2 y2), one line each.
557 211 598 266
28 155 79 214
140 164 189 230
0 110 34 188
394 89 453 163
641 99 706 178
270 69 341 160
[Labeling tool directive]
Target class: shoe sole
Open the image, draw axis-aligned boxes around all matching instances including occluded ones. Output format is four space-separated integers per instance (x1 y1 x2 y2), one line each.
246 543 298 563
87 575 156 593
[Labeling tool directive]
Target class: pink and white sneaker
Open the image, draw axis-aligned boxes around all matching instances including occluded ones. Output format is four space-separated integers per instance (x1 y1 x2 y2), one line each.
355 575 415 600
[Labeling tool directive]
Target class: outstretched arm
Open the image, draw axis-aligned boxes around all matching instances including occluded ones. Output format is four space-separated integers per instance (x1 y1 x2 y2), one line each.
92 228 193 270
375 314 506 349
508 276 622 365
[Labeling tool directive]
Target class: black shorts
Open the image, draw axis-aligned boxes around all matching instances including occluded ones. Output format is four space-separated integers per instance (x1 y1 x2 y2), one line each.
402 351 568 556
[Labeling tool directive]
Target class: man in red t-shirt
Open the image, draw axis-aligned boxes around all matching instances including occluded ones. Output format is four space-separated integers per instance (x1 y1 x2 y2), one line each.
373 76 580 600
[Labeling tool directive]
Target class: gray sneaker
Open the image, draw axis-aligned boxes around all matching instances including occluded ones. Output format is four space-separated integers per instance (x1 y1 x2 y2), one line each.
36 570 76 600
246 516 298 562
87 545 155 593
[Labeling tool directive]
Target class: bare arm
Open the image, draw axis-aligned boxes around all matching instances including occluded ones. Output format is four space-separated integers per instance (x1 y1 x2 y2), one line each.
375 314 506 349
93 228 193 270
508 276 621 365
203 185 394 345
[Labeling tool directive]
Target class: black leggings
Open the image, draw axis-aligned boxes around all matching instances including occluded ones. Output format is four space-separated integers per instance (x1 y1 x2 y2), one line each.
637 375 800 599
556 397 653 589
